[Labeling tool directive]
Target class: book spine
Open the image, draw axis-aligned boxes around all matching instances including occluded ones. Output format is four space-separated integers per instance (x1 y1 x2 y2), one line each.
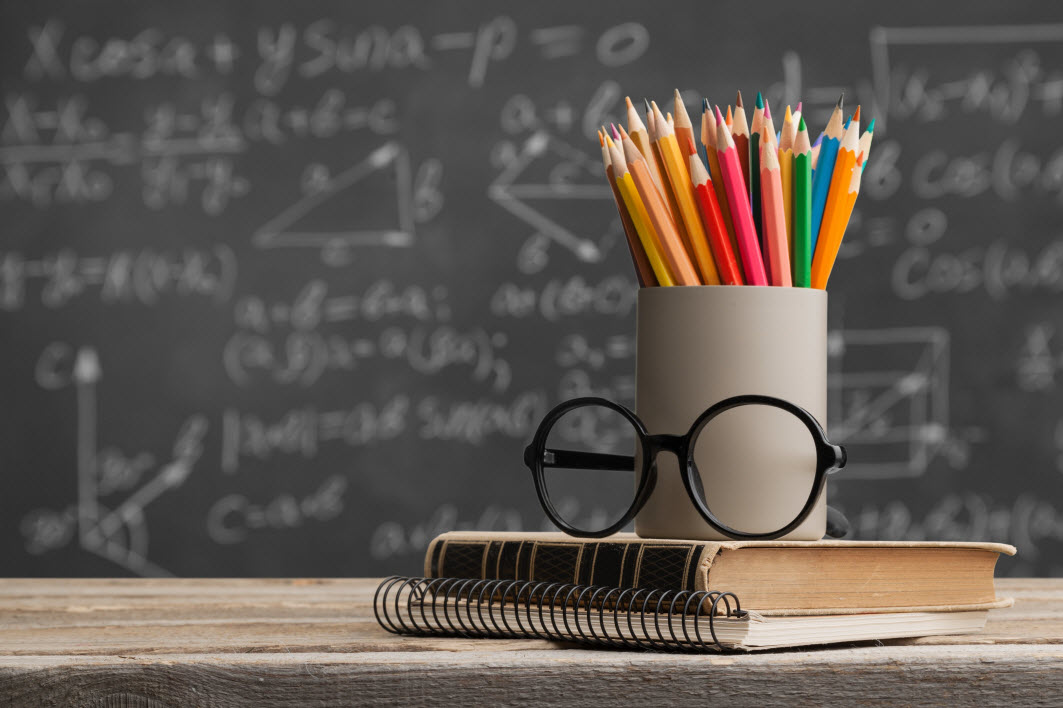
429 537 709 591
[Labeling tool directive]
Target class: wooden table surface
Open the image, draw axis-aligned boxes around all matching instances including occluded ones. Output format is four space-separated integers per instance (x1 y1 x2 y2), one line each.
0 578 1061 707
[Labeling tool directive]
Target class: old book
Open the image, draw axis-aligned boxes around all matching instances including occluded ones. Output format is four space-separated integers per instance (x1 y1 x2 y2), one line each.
425 531 1015 613
374 574 992 652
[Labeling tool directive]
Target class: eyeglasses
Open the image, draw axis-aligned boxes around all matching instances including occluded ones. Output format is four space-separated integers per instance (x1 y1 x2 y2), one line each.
523 394 846 540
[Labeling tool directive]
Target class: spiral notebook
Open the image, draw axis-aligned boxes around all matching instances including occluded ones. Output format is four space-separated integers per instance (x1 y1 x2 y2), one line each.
374 576 996 652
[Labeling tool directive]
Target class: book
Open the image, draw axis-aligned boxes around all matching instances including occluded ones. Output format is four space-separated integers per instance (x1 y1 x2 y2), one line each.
425 531 1015 613
374 575 992 652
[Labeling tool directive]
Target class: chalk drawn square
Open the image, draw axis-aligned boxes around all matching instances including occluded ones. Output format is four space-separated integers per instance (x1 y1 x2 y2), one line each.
828 327 949 480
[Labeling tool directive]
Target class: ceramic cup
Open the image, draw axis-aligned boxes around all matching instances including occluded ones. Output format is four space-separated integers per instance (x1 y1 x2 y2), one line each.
634 286 828 540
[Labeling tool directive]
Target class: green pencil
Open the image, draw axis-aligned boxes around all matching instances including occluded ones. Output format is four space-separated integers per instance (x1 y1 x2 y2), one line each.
793 117 813 287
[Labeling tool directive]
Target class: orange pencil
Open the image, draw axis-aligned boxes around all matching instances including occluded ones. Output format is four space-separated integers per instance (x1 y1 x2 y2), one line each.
651 102 721 285
643 103 687 241
810 151 863 289
811 118 860 288
625 96 666 192
701 100 742 280
601 130 656 287
607 137 674 287
621 134 701 285
760 132 792 287
672 89 697 159
689 153 743 285
732 92 751 188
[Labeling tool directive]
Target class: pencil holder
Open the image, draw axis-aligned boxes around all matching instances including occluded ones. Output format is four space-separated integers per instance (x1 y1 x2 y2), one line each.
634 286 828 541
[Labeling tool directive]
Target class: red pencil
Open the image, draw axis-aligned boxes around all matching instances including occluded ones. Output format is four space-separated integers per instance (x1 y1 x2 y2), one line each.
689 153 743 285
732 91 751 189
715 105 768 286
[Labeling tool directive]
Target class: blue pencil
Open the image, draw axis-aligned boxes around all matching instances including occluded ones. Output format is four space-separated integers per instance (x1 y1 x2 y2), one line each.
809 94 845 251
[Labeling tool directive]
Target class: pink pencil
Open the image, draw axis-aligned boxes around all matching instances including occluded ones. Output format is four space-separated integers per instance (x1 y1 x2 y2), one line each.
760 133 792 286
714 105 768 286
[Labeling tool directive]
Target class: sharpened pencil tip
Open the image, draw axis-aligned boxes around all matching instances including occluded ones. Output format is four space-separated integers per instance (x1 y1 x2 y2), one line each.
715 105 725 122
755 91 764 109
867 118 876 132
643 97 652 113
798 116 807 131
610 123 620 140
702 97 710 111
796 101 803 113
736 90 744 108
764 102 771 120
625 96 634 110
837 91 845 108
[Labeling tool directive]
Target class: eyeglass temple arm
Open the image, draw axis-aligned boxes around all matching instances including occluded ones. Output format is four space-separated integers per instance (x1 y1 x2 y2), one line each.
531 447 636 471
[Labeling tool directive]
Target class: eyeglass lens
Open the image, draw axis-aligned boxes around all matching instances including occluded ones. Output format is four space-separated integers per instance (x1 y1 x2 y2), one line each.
541 403 641 533
689 403 819 534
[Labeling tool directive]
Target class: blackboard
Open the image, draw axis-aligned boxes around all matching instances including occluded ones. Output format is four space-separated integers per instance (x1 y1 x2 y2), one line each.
2 0 1061 577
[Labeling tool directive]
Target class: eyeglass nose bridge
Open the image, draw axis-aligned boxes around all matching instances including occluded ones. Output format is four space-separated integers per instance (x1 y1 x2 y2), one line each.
641 433 687 460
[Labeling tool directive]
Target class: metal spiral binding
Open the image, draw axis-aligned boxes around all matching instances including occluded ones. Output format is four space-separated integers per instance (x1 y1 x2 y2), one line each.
373 576 746 652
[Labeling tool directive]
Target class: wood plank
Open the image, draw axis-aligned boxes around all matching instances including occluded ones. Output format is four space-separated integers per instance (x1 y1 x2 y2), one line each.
2 647 1063 707
0 578 1061 706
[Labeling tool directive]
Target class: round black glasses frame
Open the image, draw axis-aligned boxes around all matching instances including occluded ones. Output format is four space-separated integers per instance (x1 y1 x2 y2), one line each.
523 394 847 541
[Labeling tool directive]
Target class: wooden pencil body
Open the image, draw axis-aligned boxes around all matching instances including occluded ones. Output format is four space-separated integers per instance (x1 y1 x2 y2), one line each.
629 159 701 285
760 161 792 287
615 172 676 286
606 164 657 287
717 144 768 286
779 147 794 264
658 135 721 285
793 152 813 288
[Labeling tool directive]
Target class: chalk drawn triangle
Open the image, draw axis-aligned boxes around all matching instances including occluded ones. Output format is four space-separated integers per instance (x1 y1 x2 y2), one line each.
254 141 414 250
488 132 613 262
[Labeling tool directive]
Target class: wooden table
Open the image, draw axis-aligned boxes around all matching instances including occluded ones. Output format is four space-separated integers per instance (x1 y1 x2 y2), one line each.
0 578 1060 706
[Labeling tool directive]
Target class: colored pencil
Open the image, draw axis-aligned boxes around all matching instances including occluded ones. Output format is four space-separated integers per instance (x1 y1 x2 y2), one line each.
601 131 657 287
672 89 698 160
759 101 778 274
731 92 751 188
810 147 863 289
689 153 743 285
715 105 768 286
621 133 702 285
625 96 666 191
759 131 792 287
749 92 765 247
857 118 875 168
778 105 796 264
811 117 860 288
652 102 721 285
809 93 845 251
700 100 743 280
607 138 675 286
644 102 688 239
792 117 813 287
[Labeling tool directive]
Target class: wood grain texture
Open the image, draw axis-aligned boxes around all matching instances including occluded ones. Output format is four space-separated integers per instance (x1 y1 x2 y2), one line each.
0 578 1061 707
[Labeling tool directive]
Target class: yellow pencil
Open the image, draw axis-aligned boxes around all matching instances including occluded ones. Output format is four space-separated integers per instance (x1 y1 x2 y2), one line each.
652 101 721 285
621 133 702 285
778 105 796 265
608 138 676 286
